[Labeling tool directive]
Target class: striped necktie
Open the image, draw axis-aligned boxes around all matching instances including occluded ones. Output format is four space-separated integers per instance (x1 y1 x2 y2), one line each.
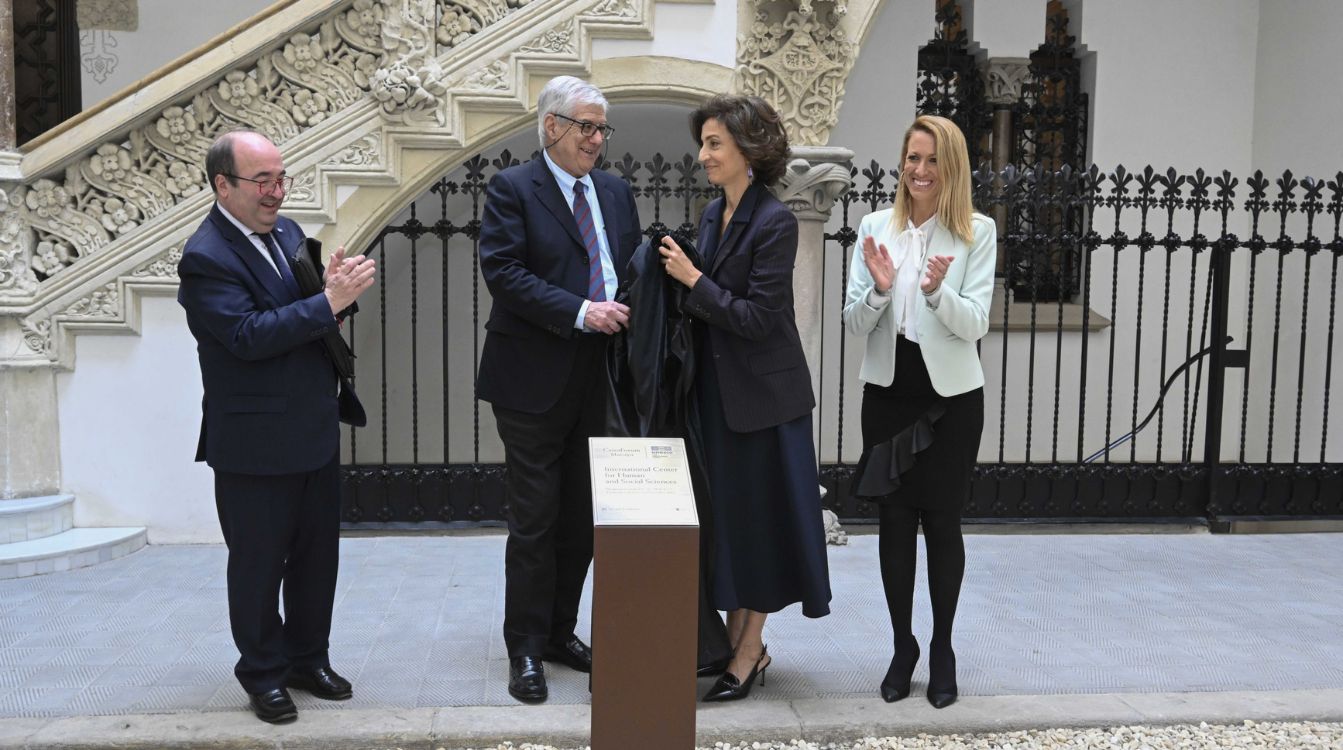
571 182 606 302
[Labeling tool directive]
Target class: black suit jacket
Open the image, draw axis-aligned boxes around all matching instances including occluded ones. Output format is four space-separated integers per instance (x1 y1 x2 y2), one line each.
177 205 360 475
476 157 642 414
682 183 815 433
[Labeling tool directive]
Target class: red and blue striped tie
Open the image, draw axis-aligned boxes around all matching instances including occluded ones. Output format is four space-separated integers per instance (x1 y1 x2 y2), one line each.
572 182 606 301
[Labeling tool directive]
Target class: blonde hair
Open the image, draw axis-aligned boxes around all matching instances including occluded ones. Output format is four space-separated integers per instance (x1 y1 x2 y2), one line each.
892 115 975 245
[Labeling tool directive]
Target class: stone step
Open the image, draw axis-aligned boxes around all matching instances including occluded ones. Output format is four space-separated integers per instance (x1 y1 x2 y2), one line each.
0 493 74 543
0 526 147 579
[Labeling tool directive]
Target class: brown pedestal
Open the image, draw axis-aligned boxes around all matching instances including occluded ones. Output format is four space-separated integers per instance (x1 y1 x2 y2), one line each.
590 524 699 749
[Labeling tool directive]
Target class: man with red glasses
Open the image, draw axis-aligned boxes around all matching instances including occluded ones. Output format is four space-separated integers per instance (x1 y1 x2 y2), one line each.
178 129 375 724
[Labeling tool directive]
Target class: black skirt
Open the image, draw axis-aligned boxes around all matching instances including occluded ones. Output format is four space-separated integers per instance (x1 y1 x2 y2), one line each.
853 336 983 512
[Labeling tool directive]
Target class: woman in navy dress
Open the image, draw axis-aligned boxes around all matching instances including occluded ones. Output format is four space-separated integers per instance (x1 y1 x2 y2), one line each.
660 94 832 702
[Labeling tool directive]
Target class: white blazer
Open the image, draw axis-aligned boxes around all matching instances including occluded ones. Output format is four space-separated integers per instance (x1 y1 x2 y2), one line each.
842 209 997 396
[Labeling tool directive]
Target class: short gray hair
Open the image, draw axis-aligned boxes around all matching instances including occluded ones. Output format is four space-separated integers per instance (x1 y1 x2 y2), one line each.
536 76 608 147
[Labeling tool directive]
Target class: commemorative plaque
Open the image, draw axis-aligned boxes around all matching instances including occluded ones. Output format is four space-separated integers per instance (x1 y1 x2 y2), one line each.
589 437 698 749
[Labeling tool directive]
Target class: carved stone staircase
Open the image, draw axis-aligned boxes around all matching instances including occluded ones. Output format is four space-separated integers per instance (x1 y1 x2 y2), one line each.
0 0 716 562
0 494 145 579
0 0 874 553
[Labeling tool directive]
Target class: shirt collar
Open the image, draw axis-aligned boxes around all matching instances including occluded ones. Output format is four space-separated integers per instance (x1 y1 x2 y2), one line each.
217 202 266 241
542 148 595 197
906 214 938 234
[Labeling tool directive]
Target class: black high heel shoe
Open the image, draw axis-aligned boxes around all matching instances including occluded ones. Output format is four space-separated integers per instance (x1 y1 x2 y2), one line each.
702 645 770 702
926 638 957 709
879 635 920 703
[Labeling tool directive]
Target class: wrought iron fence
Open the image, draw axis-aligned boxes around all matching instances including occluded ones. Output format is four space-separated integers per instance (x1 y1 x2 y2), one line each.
340 150 1343 527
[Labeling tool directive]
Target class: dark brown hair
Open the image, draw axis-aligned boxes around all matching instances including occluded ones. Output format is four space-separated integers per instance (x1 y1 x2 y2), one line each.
690 94 790 186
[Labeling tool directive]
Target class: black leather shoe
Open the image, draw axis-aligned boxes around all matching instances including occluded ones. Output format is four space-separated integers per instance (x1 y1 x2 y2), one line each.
286 666 353 700
702 646 770 702
926 638 958 709
508 655 548 703
543 635 593 673
880 635 920 703
696 655 731 678
248 687 297 724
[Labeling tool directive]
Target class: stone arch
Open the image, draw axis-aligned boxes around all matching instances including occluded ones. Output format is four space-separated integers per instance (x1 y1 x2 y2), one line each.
313 57 733 257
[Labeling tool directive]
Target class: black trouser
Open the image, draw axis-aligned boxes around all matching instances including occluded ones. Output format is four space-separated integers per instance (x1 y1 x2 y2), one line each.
214 454 341 694
492 335 605 658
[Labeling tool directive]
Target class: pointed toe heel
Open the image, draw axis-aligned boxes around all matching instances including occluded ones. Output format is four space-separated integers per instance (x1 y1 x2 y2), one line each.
926 638 958 709
702 645 769 702
878 636 919 703
927 689 958 709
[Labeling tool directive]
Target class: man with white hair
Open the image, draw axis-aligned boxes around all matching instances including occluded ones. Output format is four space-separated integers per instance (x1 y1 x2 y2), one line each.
476 76 641 703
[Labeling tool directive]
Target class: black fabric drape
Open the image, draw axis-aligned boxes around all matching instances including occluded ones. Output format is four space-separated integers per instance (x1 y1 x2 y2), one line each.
605 234 733 669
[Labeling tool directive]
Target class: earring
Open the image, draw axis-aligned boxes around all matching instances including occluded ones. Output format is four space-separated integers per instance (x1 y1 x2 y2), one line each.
747 166 754 181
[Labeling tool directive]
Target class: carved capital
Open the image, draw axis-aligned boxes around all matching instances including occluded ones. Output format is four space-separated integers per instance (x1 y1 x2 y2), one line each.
772 146 854 222
984 57 1032 106
736 1 857 147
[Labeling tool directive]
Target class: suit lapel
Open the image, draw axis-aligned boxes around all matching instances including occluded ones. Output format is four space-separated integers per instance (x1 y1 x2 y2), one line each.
208 206 292 305
709 183 764 277
529 158 586 255
928 220 965 288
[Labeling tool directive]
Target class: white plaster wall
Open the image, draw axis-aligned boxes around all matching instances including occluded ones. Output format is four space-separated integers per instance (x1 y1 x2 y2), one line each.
1238 0 1343 465
1251 0 1343 176
1078 0 1260 172
592 0 736 68
56 295 220 543
826 0 934 171
79 0 275 109
969 0 1044 59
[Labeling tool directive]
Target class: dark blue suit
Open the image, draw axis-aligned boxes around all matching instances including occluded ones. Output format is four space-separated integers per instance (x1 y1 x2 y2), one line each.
477 156 641 657
178 205 360 693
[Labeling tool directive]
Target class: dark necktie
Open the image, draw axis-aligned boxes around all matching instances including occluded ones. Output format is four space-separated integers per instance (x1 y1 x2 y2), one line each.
258 232 302 300
571 182 606 302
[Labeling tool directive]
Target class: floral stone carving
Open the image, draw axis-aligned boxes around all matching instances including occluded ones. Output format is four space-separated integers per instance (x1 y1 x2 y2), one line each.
736 1 857 147
3 0 544 297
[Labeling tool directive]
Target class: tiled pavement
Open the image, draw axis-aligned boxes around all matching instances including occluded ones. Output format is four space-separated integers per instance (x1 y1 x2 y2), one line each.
2 530 1342 720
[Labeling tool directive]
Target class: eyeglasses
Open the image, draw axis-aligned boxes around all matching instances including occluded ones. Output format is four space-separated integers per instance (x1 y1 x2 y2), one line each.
552 113 615 140
223 174 294 195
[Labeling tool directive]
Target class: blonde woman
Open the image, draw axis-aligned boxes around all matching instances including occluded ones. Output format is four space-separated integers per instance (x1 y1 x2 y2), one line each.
842 115 996 709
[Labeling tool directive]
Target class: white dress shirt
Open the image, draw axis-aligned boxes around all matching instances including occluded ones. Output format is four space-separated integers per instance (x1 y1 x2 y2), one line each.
541 150 618 330
217 202 286 279
866 214 943 343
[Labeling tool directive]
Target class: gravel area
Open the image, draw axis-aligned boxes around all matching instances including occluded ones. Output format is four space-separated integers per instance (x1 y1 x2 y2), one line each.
464 721 1343 749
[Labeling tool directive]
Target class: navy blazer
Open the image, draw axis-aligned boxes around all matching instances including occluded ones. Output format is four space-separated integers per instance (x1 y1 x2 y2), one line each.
178 205 356 475
476 156 642 414
683 183 816 433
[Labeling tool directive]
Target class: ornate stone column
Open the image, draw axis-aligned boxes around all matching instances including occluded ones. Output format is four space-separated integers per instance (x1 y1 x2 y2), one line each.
0 366 62 500
772 146 853 405
0 0 13 150
984 57 1030 280
735 0 859 403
